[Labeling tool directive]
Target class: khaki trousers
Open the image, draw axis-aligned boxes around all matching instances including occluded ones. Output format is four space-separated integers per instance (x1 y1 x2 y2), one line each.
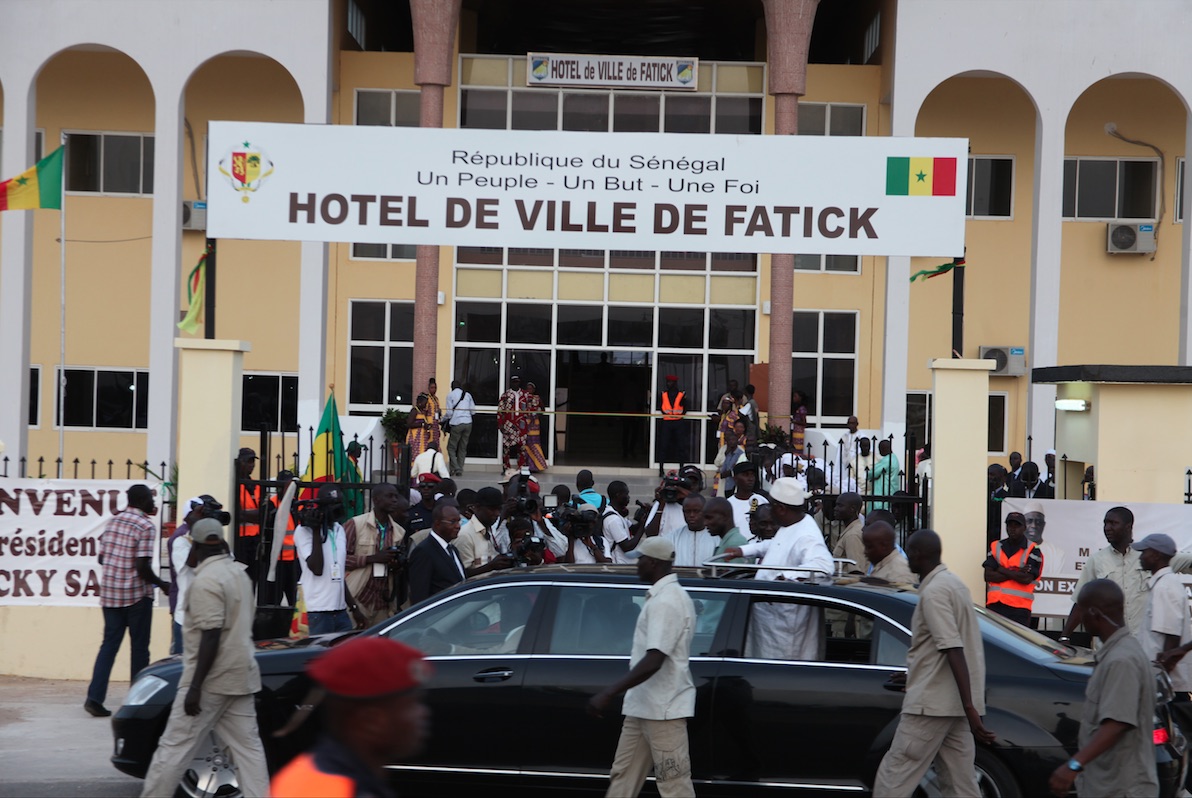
872 713 979 798
606 716 695 798
140 690 270 798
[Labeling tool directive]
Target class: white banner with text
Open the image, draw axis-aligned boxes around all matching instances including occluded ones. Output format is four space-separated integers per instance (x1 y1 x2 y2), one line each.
206 121 968 256
0 479 164 606
1002 498 1192 616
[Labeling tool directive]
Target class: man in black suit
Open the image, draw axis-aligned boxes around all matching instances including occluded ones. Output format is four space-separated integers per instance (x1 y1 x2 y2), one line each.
408 504 467 604
1010 462 1054 500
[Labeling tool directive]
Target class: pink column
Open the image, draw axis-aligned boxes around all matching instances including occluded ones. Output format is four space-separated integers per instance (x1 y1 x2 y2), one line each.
410 0 462 392
762 0 819 433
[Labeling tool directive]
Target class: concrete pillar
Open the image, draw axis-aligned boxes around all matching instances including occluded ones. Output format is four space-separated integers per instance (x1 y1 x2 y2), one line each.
929 358 995 599
1180 114 1192 364
761 0 819 432
1026 115 1065 453
0 71 37 462
146 87 184 471
174 339 250 537
880 255 911 442
410 0 461 392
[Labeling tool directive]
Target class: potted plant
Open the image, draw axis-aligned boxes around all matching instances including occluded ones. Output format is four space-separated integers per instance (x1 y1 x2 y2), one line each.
380 407 409 460
758 423 790 447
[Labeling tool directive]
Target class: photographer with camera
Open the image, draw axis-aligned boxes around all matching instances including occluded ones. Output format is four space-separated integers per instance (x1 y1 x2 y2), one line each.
508 516 551 566
643 468 700 540
294 486 368 636
500 469 570 560
168 495 229 655
603 481 641 564
343 483 410 627
560 501 612 564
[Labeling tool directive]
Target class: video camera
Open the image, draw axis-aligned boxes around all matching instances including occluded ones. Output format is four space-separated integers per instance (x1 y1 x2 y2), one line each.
660 474 694 504
556 505 601 538
194 495 231 525
294 487 346 530
512 467 538 517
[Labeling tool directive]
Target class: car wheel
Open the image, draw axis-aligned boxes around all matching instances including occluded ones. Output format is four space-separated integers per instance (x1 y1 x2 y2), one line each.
916 748 1021 798
176 731 242 798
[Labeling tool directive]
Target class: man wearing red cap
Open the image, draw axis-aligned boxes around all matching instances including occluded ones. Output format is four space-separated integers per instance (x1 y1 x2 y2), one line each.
141 519 269 797
657 375 687 477
405 473 443 537
271 637 430 798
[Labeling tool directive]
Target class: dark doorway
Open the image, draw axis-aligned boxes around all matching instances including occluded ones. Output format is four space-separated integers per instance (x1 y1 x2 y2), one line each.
554 351 652 467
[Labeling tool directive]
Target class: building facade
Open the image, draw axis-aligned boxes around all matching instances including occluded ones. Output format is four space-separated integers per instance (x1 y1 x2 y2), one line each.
2 0 1190 475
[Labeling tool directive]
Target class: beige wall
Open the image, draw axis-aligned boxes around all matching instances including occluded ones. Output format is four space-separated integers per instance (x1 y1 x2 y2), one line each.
0 605 172 679
1060 79 1185 366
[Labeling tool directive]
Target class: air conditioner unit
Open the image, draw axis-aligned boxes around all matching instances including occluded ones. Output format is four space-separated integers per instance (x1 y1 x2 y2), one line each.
181 200 207 231
979 346 1026 377
1106 222 1156 254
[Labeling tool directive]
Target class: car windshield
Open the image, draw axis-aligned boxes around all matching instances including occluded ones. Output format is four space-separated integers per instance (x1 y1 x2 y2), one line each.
974 605 1077 661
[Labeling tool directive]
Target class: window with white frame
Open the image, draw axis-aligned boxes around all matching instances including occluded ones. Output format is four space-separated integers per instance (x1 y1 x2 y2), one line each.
906 391 932 449
347 301 415 412
967 156 1014 218
796 103 866 137
242 373 298 433
1177 158 1184 223
791 310 858 425
352 91 420 259
56 367 149 429
355 89 421 127
1062 157 1157 220
987 393 1008 455
65 132 154 195
794 253 860 273
28 366 40 427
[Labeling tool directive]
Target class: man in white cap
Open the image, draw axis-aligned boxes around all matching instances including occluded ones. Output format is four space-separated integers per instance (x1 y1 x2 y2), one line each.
588 537 696 797
722 478 834 660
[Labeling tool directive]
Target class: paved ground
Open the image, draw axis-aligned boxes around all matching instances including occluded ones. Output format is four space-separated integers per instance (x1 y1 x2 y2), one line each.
0 676 141 797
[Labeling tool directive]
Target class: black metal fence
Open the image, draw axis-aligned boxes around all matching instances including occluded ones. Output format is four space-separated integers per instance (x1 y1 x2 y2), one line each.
0 456 172 481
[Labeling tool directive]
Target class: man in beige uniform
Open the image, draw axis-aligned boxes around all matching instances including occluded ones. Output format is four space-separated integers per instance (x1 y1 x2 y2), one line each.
1061 506 1148 641
588 537 696 798
873 530 994 797
831 492 866 573
141 519 269 797
343 483 407 627
863 521 914 585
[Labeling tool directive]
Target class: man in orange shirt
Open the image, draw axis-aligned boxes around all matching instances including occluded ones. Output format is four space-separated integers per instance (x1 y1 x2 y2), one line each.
234 448 262 582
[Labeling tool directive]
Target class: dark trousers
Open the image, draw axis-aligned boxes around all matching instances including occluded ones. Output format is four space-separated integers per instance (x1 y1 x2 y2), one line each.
658 420 687 469
986 601 1031 627
258 559 299 607
307 610 352 636
88 597 153 704
234 534 260 585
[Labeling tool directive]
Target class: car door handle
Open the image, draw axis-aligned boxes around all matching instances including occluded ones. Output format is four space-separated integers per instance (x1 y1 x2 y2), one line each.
473 667 515 683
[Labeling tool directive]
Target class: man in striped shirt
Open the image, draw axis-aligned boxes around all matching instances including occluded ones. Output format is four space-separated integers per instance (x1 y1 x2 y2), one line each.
85 484 168 717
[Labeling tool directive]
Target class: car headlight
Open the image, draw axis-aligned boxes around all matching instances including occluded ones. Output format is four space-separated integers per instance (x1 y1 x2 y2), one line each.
124 675 169 706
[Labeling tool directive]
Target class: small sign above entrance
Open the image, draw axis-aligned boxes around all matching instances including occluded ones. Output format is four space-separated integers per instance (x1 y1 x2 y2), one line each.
527 52 698 90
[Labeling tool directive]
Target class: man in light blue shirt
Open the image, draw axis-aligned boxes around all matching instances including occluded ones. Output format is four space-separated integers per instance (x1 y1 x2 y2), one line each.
443 380 476 476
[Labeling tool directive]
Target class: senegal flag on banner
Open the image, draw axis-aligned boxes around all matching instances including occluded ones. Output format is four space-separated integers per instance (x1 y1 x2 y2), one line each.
886 156 957 197
0 147 64 211
301 393 364 517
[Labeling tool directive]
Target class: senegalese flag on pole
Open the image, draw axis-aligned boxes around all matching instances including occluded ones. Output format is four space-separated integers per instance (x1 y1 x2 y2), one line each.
176 245 210 335
301 393 364 517
886 156 957 197
0 147 64 211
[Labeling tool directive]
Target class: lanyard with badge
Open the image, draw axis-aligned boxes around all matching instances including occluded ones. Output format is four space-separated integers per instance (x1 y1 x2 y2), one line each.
327 525 342 582
373 518 389 578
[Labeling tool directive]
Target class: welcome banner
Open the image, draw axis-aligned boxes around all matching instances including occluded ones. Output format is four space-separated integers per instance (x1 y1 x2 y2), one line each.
0 479 164 607
206 121 968 257
1002 498 1192 616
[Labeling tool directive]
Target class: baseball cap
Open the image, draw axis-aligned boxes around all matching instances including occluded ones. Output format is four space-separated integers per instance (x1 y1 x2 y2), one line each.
1132 533 1177 556
307 636 431 697
188 517 225 544
183 496 205 515
626 537 677 561
1005 512 1026 526
238 447 258 460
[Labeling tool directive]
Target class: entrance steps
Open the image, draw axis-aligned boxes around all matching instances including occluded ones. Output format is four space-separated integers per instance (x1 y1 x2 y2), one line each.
442 463 677 505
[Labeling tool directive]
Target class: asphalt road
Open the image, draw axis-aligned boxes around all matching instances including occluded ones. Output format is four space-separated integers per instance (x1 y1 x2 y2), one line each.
0 676 142 798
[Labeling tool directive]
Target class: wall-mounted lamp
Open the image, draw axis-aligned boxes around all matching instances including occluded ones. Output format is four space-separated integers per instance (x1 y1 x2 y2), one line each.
1055 399 1090 412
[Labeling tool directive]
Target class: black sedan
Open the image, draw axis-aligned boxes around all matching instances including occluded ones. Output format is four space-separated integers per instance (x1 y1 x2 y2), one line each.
111 566 1184 797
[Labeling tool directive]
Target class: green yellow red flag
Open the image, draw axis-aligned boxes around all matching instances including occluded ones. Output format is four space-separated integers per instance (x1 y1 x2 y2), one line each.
176 245 210 335
301 393 364 517
886 156 957 197
0 147 64 211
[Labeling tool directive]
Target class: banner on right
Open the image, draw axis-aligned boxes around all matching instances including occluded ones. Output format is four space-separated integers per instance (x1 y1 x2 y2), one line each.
1002 498 1192 617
